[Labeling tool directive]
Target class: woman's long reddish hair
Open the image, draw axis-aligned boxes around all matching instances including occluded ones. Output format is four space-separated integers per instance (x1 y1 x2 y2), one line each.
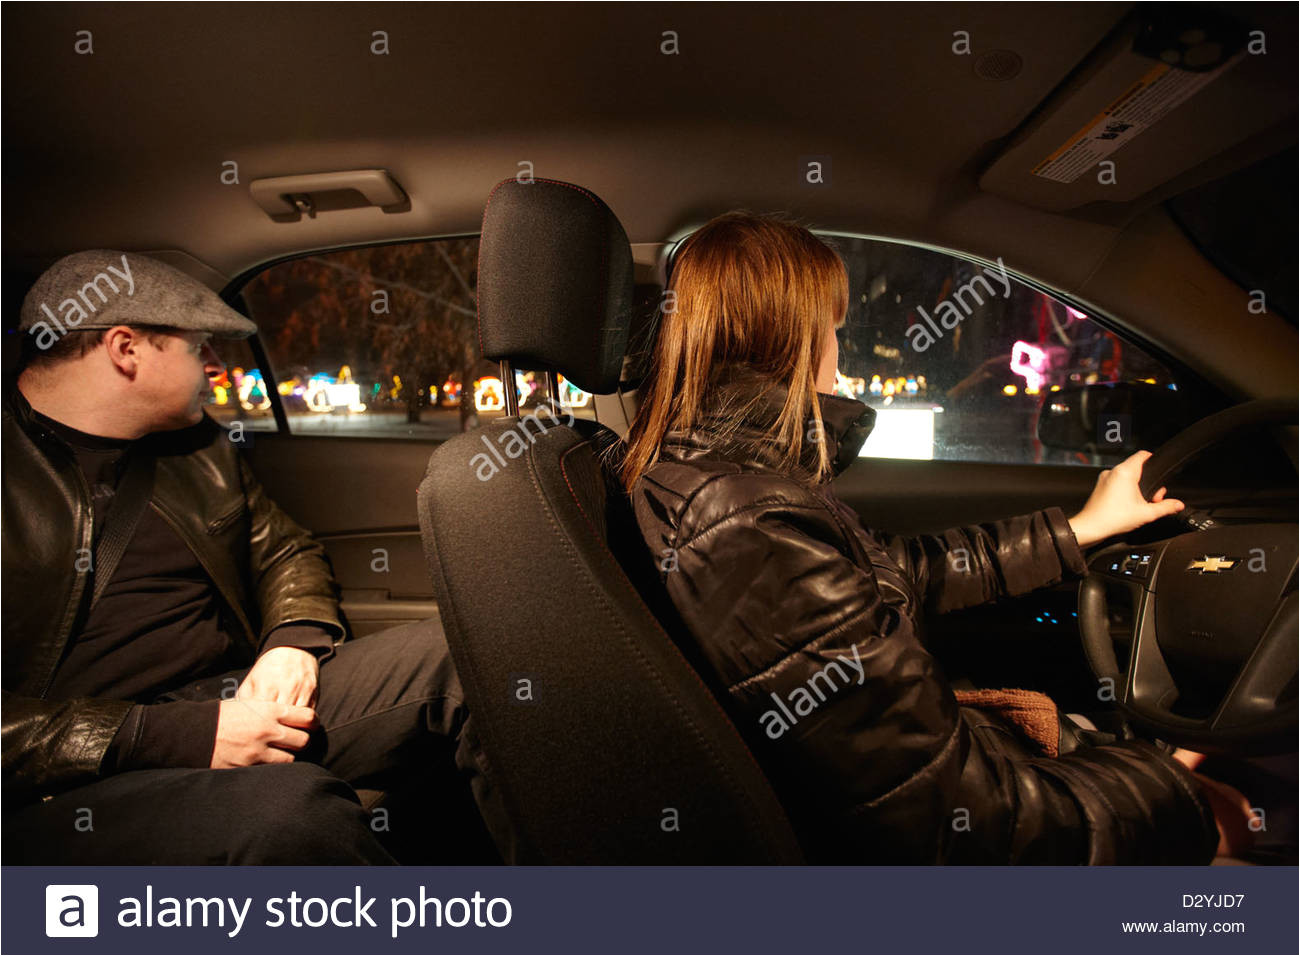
620 212 848 493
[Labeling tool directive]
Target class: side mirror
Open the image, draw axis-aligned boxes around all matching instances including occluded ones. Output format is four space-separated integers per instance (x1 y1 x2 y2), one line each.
1037 382 1188 455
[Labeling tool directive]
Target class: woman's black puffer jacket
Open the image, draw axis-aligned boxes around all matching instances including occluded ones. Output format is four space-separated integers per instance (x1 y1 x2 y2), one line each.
629 368 1218 864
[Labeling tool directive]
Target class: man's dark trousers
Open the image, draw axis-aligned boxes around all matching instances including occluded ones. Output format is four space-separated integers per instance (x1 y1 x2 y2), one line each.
2 619 470 864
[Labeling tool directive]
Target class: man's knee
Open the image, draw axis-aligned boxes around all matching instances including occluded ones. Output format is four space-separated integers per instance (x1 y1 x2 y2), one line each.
230 763 394 864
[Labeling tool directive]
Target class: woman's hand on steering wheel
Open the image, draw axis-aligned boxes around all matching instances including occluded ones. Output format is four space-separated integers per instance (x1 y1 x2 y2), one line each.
1068 450 1186 548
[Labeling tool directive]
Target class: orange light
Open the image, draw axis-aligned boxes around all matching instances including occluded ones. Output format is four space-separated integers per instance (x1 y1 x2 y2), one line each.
474 376 505 412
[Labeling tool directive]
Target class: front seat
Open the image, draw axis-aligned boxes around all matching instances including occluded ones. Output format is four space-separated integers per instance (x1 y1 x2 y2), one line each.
416 178 804 863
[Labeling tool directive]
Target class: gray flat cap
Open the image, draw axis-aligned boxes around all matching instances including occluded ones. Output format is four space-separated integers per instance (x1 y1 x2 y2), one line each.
19 250 257 345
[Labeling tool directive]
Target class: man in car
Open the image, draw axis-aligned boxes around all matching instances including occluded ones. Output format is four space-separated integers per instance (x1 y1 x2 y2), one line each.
2 250 468 864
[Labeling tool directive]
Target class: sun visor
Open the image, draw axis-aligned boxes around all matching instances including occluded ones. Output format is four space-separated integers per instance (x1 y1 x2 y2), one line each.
979 7 1294 212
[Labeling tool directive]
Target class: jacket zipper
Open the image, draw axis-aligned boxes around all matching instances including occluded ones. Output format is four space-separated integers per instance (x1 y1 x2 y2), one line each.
205 501 245 535
38 460 94 700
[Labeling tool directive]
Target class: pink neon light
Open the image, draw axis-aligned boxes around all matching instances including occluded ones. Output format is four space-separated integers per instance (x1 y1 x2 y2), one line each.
1010 340 1047 391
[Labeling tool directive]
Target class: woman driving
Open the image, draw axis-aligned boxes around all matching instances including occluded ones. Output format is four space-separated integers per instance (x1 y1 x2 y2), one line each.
621 212 1251 864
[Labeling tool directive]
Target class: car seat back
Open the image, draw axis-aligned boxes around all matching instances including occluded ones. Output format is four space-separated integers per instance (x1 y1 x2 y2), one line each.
416 178 804 863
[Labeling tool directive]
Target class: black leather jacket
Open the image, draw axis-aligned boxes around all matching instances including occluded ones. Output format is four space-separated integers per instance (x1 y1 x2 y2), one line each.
2 384 342 798
630 368 1218 864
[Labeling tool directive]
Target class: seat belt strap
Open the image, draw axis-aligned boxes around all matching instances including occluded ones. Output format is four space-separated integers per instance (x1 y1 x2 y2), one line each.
90 451 156 608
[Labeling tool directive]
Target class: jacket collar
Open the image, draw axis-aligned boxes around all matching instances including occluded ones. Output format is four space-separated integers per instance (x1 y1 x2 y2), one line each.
4 376 217 458
662 365 876 482
4 377 66 452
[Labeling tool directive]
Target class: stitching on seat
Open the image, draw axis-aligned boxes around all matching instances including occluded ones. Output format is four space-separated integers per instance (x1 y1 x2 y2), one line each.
559 440 598 532
421 477 540 855
475 181 506 358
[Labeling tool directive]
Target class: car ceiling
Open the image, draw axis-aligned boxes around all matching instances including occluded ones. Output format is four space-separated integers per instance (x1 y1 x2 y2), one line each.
3 2 1296 400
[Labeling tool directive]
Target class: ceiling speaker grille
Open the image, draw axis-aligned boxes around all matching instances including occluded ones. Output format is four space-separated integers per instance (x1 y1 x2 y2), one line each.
974 49 1024 81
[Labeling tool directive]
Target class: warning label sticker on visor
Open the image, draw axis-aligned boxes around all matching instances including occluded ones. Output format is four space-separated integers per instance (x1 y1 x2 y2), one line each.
1032 55 1243 184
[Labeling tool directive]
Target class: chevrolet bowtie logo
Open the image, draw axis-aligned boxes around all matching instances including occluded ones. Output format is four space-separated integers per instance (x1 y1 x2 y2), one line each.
1187 555 1238 573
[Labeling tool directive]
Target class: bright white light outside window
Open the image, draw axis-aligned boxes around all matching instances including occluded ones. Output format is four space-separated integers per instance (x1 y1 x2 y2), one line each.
859 407 936 461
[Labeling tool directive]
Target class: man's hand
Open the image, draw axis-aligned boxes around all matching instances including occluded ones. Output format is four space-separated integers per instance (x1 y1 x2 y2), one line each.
211 698 318 768
236 646 319 707
1068 450 1185 548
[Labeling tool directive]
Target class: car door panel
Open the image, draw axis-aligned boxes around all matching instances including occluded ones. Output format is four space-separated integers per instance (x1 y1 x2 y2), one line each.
243 432 439 636
832 457 1096 535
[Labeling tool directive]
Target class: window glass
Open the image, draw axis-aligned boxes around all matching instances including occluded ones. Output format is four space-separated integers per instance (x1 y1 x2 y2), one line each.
220 238 596 439
826 236 1181 467
202 335 278 433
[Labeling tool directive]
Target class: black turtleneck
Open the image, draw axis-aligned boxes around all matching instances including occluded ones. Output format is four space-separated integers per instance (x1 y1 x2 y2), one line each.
29 408 333 773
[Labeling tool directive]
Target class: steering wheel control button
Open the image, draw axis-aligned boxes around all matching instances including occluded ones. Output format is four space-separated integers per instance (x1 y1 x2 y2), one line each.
1106 552 1154 580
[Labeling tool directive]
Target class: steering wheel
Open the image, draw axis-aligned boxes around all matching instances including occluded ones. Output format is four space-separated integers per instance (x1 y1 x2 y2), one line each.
1077 398 1298 754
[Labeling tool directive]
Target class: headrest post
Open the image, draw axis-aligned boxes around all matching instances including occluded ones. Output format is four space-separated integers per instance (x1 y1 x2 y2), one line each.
544 370 561 416
500 359 519 417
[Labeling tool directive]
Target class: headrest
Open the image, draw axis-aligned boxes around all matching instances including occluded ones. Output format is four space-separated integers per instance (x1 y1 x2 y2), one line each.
477 178 634 395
